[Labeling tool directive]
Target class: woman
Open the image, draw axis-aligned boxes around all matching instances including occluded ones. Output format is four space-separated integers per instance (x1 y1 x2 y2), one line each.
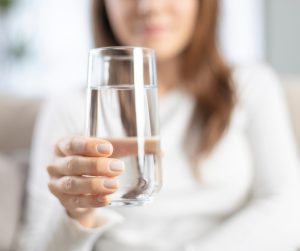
20 0 300 250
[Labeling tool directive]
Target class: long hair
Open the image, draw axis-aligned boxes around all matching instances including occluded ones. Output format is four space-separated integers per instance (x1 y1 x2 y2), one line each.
92 0 236 169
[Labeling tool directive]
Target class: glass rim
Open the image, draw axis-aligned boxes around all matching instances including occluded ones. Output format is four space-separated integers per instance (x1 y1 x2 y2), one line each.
89 46 155 56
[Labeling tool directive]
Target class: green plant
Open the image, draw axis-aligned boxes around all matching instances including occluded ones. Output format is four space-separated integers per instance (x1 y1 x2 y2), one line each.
0 0 16 13
9 41 28 60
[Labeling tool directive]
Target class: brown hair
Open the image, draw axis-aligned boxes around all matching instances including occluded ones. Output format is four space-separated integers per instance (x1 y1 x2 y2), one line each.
92 0 236 166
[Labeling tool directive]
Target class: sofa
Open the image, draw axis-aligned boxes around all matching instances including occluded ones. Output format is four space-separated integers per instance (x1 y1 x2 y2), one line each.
0 95 41 251
0 77 300 251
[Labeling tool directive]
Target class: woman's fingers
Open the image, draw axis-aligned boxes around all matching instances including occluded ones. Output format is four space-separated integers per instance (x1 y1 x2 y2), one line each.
54 136 161 158
55 192 110 209
48 176 119 196
108 137 161 158
55 136 113 157
47 156 125 177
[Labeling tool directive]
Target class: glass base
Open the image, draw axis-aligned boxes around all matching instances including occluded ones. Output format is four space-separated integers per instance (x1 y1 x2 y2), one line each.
107 198 152 207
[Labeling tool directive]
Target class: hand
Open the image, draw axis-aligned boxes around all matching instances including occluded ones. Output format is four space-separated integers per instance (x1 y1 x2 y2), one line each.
47 136 125 228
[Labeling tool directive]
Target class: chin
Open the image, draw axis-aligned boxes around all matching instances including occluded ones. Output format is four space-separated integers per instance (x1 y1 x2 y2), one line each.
154 48 179 62
141 43 179 62
124 38 180 61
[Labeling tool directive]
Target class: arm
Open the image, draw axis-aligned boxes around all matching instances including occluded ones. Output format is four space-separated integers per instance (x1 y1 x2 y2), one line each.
185 65 300 251
17 96 124 251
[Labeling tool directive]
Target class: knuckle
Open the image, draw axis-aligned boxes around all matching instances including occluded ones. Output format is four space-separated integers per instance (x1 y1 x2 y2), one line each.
69 136 86 155
66 156 77 175
82 140 88 154
66 137 74 153
72 195 81 207
64 176 74 191
57 137 71 155
66 158 73 175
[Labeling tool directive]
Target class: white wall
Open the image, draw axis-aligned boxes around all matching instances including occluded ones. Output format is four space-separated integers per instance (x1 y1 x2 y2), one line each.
219 0 265 65
266 0 300 75
0 0 92 97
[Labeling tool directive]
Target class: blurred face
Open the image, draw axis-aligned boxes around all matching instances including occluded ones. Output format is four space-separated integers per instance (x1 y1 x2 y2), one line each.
104 0 199 61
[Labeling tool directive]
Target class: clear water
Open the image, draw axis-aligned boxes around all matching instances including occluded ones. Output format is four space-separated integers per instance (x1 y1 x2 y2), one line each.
86 86 162 206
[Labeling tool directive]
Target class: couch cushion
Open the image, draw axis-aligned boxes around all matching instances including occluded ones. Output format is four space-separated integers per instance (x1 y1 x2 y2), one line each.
0 95 41 153
0 95 41 250
0 154 27 251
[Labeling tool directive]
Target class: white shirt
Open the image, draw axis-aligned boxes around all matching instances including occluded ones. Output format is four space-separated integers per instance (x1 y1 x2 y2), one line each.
19 64 300 251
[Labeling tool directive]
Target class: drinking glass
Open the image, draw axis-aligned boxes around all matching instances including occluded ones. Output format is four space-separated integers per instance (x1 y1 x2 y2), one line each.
85 46 162 206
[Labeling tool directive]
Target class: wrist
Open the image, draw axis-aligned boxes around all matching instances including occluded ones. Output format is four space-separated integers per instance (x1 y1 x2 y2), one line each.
66 208 102 228
66 208 96 228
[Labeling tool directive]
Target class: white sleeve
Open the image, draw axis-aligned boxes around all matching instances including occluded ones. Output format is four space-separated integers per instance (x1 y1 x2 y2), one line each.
18 95 124 251
185 65 300 251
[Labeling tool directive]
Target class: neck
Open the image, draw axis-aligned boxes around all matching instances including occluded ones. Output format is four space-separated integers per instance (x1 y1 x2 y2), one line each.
157 59 182 96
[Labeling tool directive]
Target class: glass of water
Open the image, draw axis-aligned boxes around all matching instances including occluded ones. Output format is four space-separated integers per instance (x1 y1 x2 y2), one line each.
85 46 162 206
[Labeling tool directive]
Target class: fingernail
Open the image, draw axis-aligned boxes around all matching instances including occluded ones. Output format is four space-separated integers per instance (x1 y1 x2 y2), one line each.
103 179 118 189
109 160 124 172
97 144 112 154
96 196 105 203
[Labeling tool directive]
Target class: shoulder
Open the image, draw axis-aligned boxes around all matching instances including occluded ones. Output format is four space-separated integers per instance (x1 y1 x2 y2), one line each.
232 63 281 93
231 63 284 107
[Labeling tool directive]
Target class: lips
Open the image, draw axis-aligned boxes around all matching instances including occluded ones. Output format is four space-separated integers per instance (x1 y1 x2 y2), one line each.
137 22 170 37
143 25 168 34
